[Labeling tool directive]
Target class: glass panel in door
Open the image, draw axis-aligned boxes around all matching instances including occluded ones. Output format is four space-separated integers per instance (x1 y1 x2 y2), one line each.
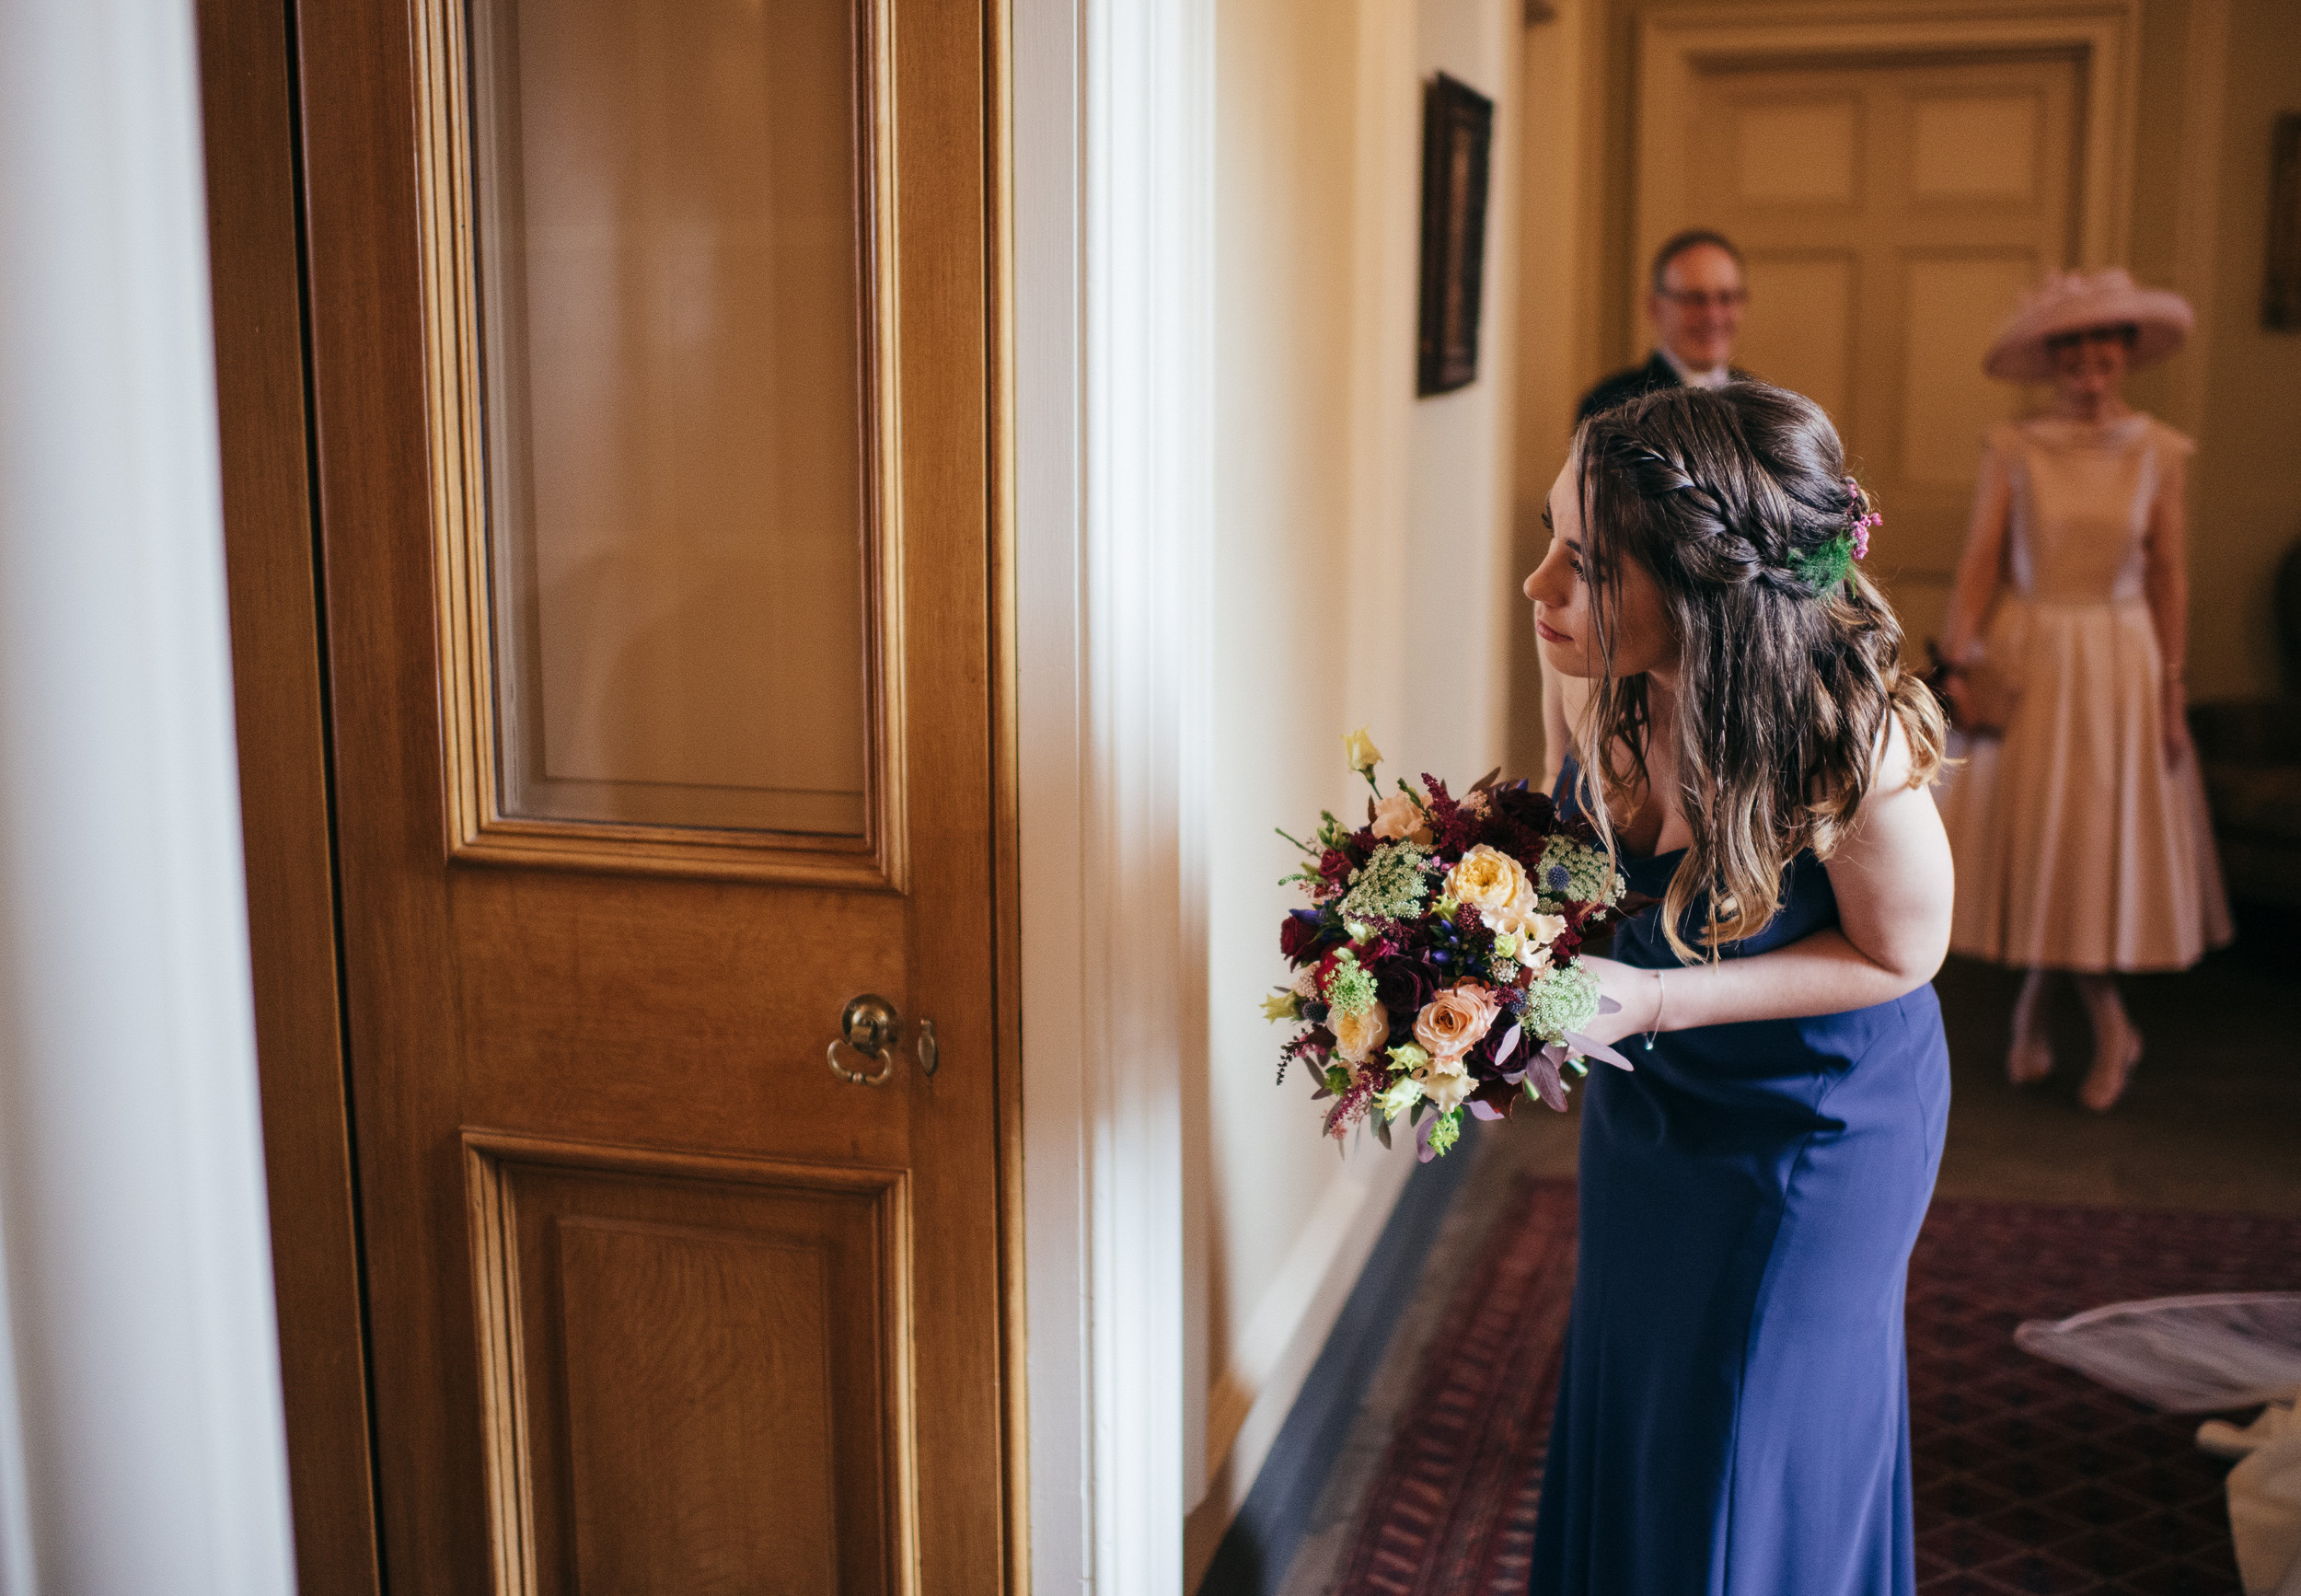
469 0 872 837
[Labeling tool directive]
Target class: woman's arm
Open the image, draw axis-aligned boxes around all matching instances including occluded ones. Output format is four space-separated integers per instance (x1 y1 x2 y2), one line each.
2142 448 2192 768
1578 716 1954 1042
1937 442 2012 665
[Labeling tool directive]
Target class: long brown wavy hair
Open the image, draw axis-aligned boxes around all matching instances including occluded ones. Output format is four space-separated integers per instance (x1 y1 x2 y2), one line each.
1570 382 1947 961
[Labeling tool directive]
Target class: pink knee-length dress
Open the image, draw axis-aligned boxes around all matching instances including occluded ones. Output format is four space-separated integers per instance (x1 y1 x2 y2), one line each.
1937 412 2232 971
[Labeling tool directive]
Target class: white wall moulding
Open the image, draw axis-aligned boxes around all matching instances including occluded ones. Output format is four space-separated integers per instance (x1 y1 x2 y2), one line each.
1190 1147 1414 1566
1636 0 2144 282
1014 0 1215 1590
0 1 295 1591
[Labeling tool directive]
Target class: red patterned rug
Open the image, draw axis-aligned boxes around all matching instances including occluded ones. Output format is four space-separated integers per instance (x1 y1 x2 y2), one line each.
1333 1181 2301 1596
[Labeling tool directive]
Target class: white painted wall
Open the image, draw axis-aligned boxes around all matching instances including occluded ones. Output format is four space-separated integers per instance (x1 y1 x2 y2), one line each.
1411 0 1521 772
1509 0 1599 780
1186 0 1522 1579
0 2 295 1592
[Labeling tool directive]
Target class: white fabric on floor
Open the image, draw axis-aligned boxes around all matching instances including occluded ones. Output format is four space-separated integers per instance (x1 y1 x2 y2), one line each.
2019 1294 2301 1592
2014 1293 2301 1412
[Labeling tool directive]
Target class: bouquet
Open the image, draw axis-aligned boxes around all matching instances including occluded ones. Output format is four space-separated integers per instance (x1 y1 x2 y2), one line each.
1266 729 1643 1160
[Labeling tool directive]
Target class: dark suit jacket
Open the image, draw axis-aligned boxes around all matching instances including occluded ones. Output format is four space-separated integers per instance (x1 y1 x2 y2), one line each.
1575 352 1751 423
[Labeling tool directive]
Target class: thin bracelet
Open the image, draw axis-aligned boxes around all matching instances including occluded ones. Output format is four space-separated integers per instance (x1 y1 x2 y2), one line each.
1643 971 1667 1052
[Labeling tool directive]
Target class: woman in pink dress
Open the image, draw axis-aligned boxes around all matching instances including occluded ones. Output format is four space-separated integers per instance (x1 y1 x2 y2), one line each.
1935 269 2232 1111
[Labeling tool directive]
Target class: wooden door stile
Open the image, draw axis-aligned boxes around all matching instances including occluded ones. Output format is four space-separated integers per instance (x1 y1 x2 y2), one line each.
194 0 383 1590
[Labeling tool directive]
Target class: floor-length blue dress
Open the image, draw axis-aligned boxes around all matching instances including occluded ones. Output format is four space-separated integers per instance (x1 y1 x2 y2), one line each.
1529 757 1949 1595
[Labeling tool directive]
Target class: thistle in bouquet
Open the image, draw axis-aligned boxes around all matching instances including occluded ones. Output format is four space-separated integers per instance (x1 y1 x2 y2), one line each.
1264 729 1648 1161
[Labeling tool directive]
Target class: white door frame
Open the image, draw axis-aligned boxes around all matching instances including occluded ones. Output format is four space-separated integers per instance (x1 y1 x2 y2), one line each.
1012 0 1216 1590
0 3 295 1592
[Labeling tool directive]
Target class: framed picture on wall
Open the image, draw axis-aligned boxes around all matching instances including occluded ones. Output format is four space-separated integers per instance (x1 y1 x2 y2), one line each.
2267 113 2301 331
1416 73 1495 397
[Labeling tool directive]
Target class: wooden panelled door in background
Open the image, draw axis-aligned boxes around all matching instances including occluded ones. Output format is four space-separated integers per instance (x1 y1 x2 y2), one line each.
1676 52 2084 650
286 0 1012 1590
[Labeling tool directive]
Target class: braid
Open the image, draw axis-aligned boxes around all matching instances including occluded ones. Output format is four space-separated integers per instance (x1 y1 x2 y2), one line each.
1593 401 1879 600
1596 427 1791 594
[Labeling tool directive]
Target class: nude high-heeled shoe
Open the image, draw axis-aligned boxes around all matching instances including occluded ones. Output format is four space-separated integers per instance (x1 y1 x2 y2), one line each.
2006 1035 2054 1086
2006 970 2052 1085
2078 1026 2143 1113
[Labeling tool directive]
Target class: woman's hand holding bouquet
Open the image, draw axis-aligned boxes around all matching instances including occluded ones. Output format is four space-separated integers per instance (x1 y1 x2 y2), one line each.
1266 731 1645 1160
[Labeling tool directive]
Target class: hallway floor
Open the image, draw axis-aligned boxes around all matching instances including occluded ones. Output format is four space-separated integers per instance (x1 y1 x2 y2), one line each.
1271 913 2301 1596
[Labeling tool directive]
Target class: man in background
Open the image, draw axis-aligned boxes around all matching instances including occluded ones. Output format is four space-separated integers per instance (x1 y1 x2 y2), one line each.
1576 229 1751 421
1544 230 1752 787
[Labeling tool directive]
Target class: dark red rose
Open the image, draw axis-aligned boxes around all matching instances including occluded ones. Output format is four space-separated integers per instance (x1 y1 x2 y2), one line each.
1279 910 1323 962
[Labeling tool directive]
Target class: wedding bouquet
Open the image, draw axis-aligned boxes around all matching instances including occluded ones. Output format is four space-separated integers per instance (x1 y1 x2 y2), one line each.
1266 730 1641 1160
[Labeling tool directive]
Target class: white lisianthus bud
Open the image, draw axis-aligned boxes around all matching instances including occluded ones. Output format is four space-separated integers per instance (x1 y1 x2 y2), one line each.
1377 1074 1424 1119
1487 875 1568 964
1412 1053 1473 1113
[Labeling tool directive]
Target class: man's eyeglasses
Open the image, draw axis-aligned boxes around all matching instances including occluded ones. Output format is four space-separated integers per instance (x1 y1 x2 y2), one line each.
1656 288 1749 311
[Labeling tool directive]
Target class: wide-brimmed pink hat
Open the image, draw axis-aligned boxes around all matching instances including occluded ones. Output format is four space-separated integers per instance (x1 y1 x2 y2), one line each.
1983 268 2193 382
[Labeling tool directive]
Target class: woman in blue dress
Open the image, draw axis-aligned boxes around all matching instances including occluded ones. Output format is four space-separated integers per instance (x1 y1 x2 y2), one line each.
1521 382 1955 1595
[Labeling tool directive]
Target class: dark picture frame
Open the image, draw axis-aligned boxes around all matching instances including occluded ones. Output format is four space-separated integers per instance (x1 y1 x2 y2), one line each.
1416 73 1495 396
2266 113 2301 331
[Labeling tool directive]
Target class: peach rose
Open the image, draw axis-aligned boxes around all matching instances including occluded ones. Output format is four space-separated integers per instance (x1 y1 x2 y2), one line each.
1370 792 1434 847
1446 845 1531 920
1332 1001 1390 1064
1414 981 1501 1060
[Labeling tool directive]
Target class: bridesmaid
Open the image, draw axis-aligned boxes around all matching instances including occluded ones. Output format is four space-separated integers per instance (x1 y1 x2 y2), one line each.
1935 269 2232 1111
1522 381 1953 1595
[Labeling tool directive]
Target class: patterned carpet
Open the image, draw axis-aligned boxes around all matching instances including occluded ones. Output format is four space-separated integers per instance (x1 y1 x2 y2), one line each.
1332 1181 2301 1595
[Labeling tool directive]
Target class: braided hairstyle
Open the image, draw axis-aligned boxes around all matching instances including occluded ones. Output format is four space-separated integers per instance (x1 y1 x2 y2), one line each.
1571 381 1946 961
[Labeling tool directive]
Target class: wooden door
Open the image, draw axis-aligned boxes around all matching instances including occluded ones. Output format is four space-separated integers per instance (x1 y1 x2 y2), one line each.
1675 52 2083 649
292 1 1012 1590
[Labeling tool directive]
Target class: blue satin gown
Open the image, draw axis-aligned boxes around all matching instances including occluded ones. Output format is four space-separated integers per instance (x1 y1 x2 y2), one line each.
1529 757 1949 1595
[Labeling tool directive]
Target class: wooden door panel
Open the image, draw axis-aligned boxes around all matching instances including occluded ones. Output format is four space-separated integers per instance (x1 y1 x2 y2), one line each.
1909 92 2043 203
194 2 385 1586
1897 251 2050 488
1728 98 1860 207
294 0 1007 1586
468 1135 908 1596
1738 251 1856 421
451 872 910 1163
